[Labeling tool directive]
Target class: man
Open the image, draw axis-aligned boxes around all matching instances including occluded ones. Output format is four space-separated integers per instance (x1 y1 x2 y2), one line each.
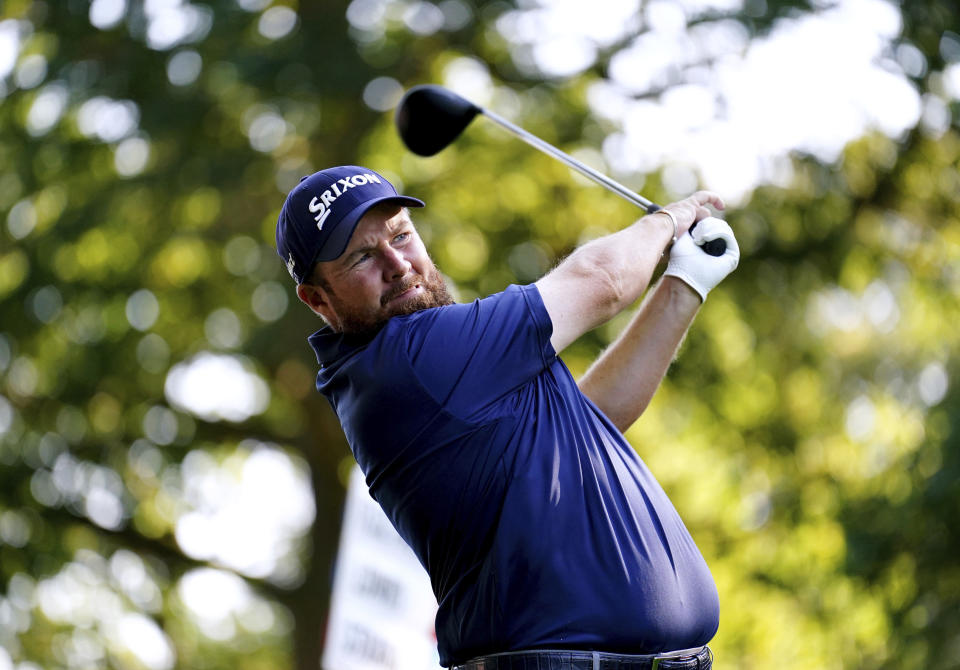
277 165 740 670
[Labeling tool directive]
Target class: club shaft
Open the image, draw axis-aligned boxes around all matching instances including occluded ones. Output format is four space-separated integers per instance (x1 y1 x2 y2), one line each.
481 109 660 213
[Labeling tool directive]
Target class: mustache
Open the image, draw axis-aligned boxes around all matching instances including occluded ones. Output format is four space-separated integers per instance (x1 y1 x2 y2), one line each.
380 275 425 306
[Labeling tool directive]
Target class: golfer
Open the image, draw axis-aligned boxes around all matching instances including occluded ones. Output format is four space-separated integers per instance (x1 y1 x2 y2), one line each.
277 165 740 670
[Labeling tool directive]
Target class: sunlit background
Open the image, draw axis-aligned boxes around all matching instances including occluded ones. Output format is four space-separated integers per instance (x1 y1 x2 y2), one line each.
1 0 958 669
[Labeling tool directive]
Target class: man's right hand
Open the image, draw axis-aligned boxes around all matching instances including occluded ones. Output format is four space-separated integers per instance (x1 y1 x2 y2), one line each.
663 217 740 301
652 191 726 239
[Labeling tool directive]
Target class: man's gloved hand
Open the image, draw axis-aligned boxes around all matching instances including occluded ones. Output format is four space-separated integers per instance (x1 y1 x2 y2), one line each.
663 216 740 301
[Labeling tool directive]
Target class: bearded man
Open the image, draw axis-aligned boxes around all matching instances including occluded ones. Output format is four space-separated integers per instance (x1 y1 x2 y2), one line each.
277 165 740 670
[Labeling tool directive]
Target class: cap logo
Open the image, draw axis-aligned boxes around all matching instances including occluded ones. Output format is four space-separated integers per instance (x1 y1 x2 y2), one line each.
286 252 297 279
307 172 383 231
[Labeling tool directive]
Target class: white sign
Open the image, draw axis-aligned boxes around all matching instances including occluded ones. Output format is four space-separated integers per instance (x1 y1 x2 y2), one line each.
323 466 443 670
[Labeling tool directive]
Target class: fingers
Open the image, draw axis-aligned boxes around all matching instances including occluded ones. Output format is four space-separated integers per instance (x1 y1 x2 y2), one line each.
691 217 740 265
681 192 725 224
691 216 730 241
663 215 740 300
656 191 725 236
688 190 725 211
694 205 713 221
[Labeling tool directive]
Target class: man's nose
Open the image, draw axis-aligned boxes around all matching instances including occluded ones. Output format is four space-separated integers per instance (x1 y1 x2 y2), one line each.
381 245 411 279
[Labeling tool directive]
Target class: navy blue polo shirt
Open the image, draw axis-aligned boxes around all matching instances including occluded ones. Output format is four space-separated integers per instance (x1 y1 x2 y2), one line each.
310 284 719 667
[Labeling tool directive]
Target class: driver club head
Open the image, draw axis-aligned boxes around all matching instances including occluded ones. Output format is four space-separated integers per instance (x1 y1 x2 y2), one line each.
395 85 482 156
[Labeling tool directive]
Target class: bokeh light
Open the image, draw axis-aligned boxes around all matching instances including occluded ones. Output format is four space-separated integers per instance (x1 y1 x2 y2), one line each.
165 352 269 422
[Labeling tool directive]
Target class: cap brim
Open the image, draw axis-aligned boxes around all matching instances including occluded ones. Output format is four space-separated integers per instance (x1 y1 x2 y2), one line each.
312 195 425 264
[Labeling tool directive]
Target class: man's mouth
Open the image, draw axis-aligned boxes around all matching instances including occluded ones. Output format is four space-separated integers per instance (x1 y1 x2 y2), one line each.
383 282 422 306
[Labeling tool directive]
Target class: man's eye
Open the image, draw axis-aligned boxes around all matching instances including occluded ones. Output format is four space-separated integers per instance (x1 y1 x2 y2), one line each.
353 254 370 267
394 232 410 243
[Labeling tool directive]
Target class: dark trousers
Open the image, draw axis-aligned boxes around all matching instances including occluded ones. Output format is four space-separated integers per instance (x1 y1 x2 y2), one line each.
452 647 713 670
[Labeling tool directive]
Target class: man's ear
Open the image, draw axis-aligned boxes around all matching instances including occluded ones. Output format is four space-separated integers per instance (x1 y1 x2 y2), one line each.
297 282 336 322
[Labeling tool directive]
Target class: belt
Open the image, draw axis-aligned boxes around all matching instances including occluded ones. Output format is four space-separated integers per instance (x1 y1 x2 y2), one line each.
452 647 712 670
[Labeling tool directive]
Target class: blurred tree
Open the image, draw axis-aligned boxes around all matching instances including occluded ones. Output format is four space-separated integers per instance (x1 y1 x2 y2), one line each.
0 1 958 670
1 2 386 668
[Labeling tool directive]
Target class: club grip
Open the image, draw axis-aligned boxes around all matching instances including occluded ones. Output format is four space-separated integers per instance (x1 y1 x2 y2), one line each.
699 237 727 257
648 205 727 257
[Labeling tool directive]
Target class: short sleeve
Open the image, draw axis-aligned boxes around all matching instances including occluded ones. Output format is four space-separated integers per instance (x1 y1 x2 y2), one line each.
401 284 556 420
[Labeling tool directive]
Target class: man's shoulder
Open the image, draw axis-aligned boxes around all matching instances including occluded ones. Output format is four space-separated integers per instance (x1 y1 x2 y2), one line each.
382 284 541 344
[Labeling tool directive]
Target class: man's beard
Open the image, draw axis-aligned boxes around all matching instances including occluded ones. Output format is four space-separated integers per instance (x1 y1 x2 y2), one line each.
327 266 455 335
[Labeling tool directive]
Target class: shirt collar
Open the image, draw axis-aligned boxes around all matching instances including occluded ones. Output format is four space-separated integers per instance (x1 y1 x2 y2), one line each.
307 325 381 368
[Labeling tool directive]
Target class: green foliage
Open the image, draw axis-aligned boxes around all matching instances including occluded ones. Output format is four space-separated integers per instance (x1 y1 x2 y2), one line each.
1 1 958 670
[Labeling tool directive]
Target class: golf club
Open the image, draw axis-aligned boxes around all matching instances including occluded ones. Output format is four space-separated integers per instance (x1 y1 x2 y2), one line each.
395 84 726 256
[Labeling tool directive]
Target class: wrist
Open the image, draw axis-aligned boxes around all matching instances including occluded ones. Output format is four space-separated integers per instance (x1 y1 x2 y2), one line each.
661 274 705 305
656 209 679 246
643 211 676 250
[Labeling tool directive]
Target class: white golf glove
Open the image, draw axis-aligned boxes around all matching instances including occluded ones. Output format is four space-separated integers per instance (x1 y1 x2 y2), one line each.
663 216 740 301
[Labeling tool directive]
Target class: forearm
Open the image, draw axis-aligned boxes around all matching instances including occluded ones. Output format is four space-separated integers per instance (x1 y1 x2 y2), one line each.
578 276 702 433
537 213 674 353
589 213 676 309
536 191 725 354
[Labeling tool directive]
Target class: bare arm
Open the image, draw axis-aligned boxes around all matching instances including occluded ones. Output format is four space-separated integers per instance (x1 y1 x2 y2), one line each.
578 276 701 433
535 214 672 353
535 191 723 353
